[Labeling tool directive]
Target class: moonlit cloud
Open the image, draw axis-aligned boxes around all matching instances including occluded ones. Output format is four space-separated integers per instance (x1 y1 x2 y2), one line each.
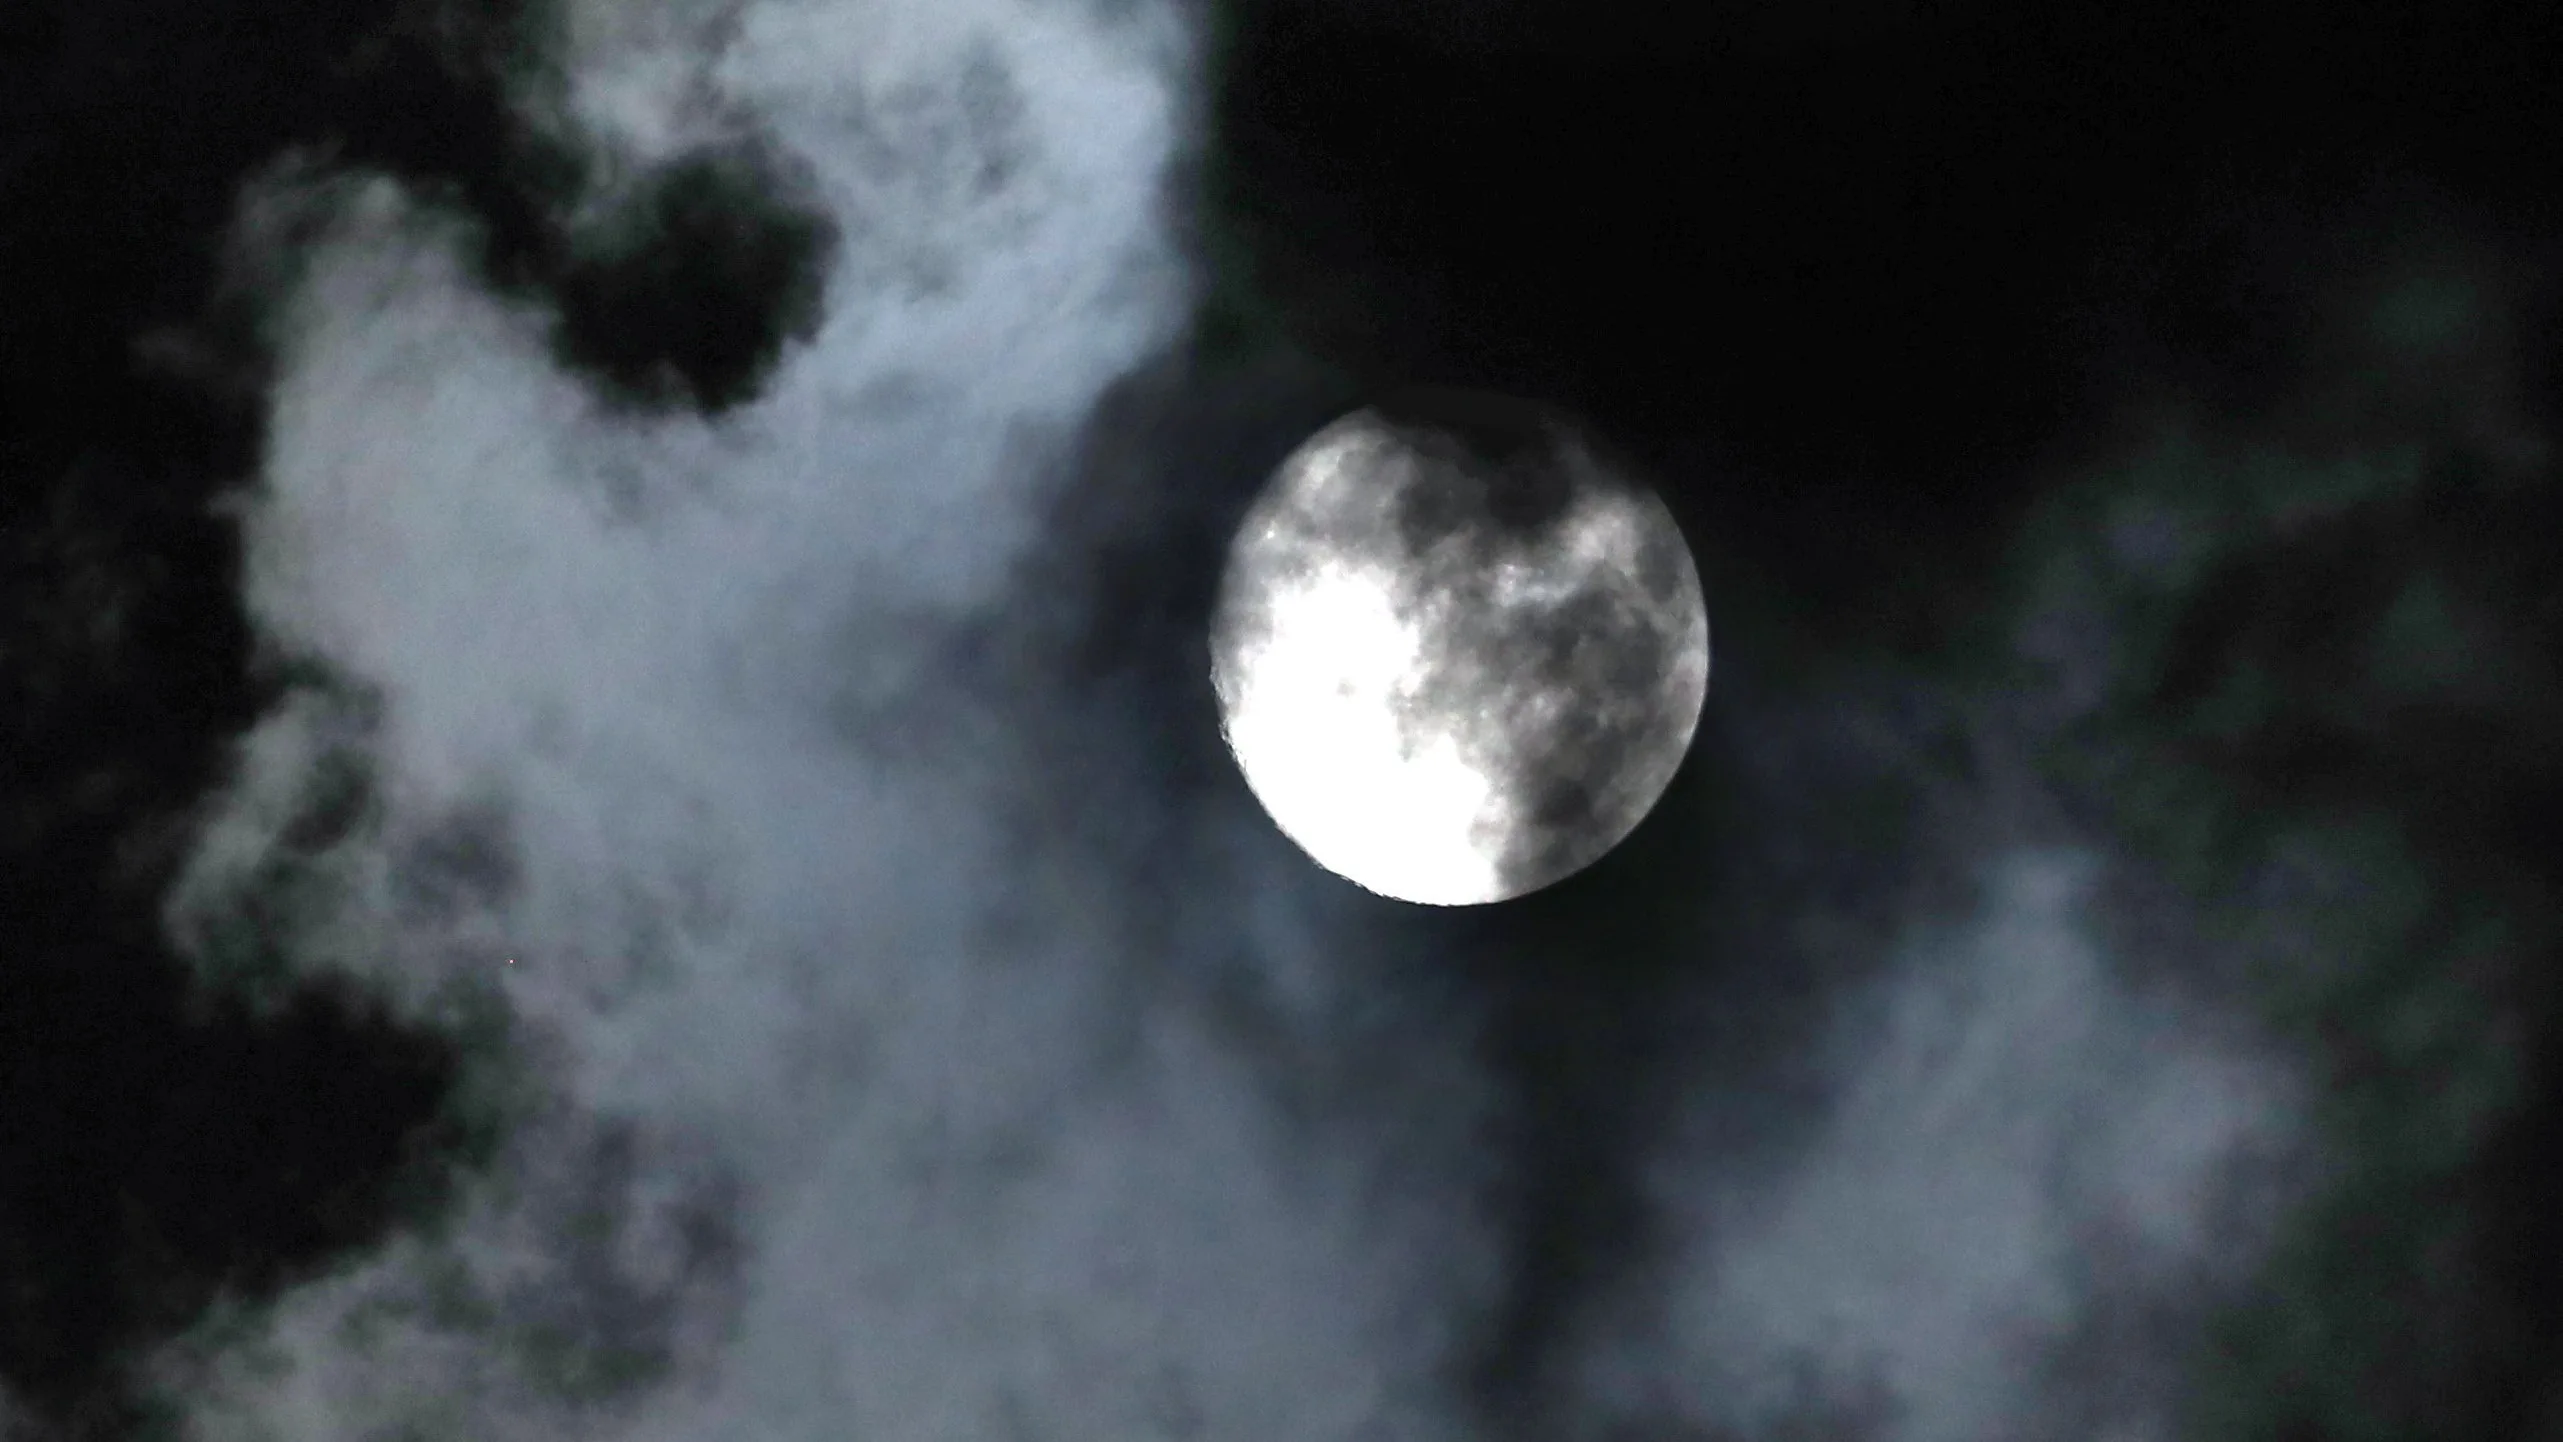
146 3 1500 1438
130 2 2314 1440
1582 849 2304 1442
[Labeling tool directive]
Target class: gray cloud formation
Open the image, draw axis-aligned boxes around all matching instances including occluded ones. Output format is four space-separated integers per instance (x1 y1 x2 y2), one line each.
147 4 1499 1438
129 1 2312 1439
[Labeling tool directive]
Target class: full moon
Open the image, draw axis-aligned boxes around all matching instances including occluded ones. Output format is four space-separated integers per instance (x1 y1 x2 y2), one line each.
1210 388 1711 906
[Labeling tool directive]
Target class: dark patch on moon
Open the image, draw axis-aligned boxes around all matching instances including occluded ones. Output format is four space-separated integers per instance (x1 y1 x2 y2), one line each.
1473 580 1701 898
1379 386 1582 552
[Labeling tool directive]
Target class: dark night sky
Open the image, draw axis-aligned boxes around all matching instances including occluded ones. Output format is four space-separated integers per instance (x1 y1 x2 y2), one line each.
4 0 2561 1439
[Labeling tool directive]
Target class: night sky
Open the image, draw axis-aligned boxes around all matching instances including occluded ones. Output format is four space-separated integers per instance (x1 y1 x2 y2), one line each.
5 0 2561 1439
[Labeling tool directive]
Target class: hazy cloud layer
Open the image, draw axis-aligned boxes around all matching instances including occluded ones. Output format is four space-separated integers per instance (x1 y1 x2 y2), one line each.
134 1 2313 1439
152 3 1496 1438
1585 848 2303 1442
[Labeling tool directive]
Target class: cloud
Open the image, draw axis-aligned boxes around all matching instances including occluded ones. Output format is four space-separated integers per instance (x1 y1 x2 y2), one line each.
124 1 2329 1440
144 1 1501 1439
1582 849 2303 1442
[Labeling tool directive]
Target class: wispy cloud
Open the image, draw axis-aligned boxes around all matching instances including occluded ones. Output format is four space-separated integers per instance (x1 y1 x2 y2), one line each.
130 2 2322 1440
146 2 1501 1438
1579 847 2303 1442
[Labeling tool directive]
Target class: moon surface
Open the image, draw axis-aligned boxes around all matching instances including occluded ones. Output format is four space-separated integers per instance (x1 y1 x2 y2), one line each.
1210 388 1711 906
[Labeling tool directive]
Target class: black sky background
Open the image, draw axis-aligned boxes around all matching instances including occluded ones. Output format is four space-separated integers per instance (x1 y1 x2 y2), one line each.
6 0 2563 1438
